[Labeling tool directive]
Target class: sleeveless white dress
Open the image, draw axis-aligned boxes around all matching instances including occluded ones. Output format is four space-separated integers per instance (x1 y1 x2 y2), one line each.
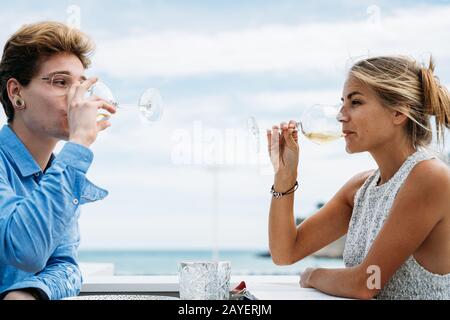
343 149 450 299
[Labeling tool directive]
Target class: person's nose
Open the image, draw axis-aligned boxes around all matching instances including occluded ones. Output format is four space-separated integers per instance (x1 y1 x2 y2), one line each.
336 106 349 123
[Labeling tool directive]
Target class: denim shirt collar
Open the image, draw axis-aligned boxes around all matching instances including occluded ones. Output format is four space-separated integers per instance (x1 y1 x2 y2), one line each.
0 125 54 177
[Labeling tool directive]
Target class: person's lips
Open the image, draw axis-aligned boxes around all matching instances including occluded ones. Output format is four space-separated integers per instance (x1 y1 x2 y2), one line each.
343 130 356 137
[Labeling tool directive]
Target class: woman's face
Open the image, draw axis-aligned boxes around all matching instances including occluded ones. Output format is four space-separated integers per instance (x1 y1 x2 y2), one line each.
17 52 86 141
339 75 401 154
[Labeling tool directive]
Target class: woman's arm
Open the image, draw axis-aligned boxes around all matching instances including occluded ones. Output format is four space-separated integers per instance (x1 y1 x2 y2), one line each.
267 121 373 265
270 170 372 265
302 160 450 299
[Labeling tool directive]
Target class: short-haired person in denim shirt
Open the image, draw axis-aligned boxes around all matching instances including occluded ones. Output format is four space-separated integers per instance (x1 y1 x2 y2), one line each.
0 21 116 300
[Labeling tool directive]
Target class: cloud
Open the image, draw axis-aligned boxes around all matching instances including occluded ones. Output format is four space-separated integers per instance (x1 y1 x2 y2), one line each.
0 7 62 43
93 5 450 78
242 89 342 113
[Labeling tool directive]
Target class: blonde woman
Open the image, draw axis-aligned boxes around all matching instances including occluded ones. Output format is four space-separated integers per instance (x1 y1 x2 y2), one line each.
0 22 116 300
268 56 450 299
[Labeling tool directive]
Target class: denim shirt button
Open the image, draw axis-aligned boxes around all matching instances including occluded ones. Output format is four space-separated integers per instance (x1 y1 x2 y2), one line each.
72 198 79 205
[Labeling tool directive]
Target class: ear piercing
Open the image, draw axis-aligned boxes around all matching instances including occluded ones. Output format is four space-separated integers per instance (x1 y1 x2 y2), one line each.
14 95 25 109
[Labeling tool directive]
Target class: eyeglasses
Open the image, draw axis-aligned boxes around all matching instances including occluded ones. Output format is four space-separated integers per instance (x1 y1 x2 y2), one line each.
40 73 85 97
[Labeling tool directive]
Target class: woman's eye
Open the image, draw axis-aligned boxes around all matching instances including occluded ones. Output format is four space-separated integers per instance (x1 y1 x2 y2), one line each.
351 100 361 106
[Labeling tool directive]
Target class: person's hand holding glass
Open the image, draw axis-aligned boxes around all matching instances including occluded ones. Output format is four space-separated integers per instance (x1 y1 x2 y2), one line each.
264 103 344 191
41 72 116 147
267 120 300 191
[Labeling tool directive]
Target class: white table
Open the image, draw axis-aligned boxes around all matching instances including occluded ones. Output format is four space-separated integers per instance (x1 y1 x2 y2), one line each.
81 275 351 300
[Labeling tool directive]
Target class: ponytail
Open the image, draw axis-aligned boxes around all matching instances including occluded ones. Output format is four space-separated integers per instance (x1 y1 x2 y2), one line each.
420 57 450 146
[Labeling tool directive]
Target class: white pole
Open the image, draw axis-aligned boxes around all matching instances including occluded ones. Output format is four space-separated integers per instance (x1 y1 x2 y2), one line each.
211 165 220 261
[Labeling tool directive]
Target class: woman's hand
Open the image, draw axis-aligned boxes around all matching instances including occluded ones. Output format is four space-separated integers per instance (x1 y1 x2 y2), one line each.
67 77 117 147
299 267 316 288
267 120 299 191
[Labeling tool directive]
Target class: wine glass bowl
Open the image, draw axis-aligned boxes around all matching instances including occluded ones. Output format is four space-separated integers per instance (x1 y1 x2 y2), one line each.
296 104 344 145
247 103 344 152
88 82 117 106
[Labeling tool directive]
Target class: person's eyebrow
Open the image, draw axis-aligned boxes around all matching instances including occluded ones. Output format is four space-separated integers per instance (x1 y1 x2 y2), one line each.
46 71 87 81
341 91 363 102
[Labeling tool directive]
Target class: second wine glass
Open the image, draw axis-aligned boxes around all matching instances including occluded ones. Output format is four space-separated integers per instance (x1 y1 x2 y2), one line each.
296 104 344 145
247 103 344 151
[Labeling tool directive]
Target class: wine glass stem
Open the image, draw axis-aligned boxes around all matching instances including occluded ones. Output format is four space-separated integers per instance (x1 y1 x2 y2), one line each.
117 104 139 109
297 121 306 135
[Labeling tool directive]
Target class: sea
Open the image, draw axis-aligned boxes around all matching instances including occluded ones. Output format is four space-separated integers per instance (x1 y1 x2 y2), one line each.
78 250 345 276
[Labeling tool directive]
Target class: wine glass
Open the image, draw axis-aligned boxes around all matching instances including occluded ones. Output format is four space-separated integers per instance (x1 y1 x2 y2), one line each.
296 104 344 145
88 82 164 123
248 103 344 149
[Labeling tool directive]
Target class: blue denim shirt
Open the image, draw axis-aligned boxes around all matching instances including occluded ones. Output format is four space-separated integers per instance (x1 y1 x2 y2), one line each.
0 125 108 300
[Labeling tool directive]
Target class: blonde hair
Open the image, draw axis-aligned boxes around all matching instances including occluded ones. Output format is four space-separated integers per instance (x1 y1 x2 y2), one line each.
0 21 95 122
350 56 450 150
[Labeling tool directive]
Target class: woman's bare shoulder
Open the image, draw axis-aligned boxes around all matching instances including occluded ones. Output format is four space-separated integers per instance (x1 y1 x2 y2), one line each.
407 158 450 194
340 170 376 208
392 158 450 227
413 157 450 176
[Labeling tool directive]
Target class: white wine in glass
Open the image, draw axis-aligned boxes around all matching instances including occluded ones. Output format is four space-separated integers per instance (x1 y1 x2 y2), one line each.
248 104 344 150
296 104 344 145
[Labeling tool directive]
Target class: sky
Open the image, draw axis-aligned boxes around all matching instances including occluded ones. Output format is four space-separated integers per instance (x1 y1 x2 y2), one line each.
0 0 449 250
